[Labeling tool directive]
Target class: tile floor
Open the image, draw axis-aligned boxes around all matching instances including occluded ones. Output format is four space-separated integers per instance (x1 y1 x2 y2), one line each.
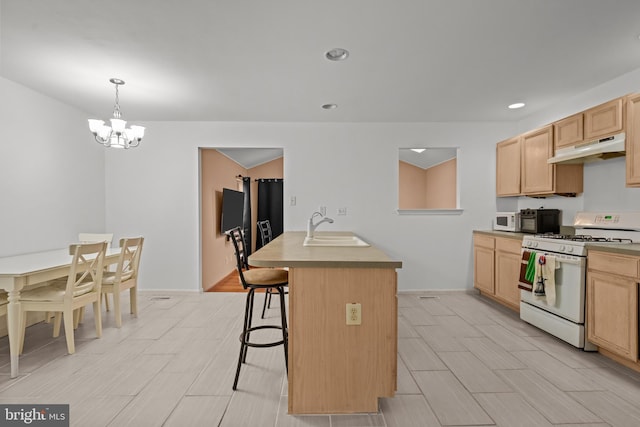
1 290 640 426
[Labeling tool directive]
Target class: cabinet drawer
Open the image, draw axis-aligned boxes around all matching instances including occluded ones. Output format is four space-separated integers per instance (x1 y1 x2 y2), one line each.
495 237 522 254
588 251 640 278
474 234 495 249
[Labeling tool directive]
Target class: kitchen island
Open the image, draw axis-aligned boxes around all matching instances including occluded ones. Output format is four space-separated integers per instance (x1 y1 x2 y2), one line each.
249 231 402 414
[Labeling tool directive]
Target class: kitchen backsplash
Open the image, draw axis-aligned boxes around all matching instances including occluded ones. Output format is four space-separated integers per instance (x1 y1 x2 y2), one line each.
496 156 639 226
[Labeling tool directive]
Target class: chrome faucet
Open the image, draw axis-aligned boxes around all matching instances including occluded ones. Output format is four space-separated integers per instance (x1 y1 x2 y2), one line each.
307 211 334 238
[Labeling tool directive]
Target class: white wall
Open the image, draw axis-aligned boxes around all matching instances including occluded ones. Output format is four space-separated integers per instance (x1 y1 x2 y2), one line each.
0 77 106 257
105 121 513 292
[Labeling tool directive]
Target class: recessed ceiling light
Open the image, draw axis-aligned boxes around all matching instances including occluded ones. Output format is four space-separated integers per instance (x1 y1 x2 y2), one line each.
322 104 337 110
411 148 426 153
508 102 526 109
325 48 349 61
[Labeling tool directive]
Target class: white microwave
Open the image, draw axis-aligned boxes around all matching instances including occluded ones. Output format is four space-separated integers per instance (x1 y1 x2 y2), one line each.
493 212 521 232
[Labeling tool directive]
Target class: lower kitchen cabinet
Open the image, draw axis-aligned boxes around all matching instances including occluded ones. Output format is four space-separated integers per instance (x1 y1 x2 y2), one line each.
473 232 521 312
587 251 639 364
473 234 495 295
494 238 522 310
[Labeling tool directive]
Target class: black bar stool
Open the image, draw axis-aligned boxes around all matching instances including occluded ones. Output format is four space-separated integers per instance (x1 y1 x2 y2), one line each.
257 220 289 319
228 226 288 390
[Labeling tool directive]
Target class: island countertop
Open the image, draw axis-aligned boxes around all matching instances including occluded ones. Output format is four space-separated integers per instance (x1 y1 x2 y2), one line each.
248 231 402 269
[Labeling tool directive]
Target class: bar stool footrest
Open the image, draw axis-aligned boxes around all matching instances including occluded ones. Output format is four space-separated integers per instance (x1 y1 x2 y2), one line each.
240 325 288 348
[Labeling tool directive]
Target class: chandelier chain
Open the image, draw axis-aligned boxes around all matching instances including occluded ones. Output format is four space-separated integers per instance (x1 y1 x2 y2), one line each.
113 83 122 119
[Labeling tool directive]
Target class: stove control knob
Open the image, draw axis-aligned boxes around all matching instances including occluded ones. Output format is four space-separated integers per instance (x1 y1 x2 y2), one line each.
533 242 538 248
567 246 573 253
560 245 565 251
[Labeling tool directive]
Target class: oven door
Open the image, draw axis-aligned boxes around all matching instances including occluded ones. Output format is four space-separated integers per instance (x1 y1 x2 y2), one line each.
520 252 586 323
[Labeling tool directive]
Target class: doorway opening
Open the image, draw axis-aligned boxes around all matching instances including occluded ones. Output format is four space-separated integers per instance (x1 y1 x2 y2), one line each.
199 148 284 291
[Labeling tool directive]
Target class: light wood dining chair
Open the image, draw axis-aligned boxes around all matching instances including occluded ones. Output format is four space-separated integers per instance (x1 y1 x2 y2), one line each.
100 236 144 328
19 241 107 354
44 233 114 327
78 232 114 314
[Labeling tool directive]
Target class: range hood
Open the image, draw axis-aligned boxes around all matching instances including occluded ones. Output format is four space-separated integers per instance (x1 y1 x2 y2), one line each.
548 132 625 164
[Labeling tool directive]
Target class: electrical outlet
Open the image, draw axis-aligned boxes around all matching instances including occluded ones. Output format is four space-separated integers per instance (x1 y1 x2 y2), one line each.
337 207 347 216
290 196 296 206
346 303 361 325
319 205 327 216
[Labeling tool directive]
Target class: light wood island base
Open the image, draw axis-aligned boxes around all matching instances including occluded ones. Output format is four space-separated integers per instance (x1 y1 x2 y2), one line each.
289 267 397 413
249 231 402 414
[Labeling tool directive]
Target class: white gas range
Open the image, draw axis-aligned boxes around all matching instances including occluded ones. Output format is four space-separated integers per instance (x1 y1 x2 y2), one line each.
520 212 640 351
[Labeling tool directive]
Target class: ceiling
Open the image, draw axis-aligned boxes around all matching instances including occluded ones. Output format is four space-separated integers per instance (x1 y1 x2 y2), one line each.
399 148 457 170
2 1 640 123
216 147 283 169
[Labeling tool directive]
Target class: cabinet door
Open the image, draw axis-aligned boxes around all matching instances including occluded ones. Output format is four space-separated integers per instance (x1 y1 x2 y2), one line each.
494 247 521 310
587 271 638 362
553 113 583 151
474 235 495 295
627 93 640 187
584 98 624 140
521 125 554 195
496 137 521 196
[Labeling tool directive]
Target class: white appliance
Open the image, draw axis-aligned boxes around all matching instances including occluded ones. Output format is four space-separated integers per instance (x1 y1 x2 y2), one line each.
493 212 521 232
520 211 640 350
548 132 625 164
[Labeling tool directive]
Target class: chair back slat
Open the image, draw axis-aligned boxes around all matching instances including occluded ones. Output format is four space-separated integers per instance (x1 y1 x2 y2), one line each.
229 227 249 289
66 241 107 300
257 220 273 247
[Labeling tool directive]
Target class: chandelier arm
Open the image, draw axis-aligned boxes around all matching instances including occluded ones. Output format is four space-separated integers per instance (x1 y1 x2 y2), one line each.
94 134 109 144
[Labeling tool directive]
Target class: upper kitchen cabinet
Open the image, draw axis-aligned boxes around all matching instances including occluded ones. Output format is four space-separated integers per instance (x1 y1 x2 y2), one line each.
521 125 554 194
626 93 640 187
497 125 583 197
520 125 583 196
554 113 584 151
584 97 624 141
496 137 521 196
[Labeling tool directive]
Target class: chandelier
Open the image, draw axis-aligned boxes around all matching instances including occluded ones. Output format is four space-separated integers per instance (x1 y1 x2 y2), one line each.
88 78 145 149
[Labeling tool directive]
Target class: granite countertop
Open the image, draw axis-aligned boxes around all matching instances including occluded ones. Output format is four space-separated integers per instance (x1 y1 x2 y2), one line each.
473 229 640 257
249 231 403 269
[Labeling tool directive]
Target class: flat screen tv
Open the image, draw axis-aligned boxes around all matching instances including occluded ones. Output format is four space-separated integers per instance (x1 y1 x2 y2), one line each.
221 188 244 234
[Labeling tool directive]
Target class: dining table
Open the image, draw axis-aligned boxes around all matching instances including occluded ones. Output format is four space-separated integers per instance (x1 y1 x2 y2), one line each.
0 246 120 378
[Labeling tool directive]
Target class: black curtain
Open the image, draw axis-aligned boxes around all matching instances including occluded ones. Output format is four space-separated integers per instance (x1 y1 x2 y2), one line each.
242 177 252 256
256 179 284 250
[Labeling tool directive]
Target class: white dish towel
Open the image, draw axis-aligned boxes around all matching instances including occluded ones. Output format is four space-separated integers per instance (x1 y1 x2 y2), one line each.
533 254 559 306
